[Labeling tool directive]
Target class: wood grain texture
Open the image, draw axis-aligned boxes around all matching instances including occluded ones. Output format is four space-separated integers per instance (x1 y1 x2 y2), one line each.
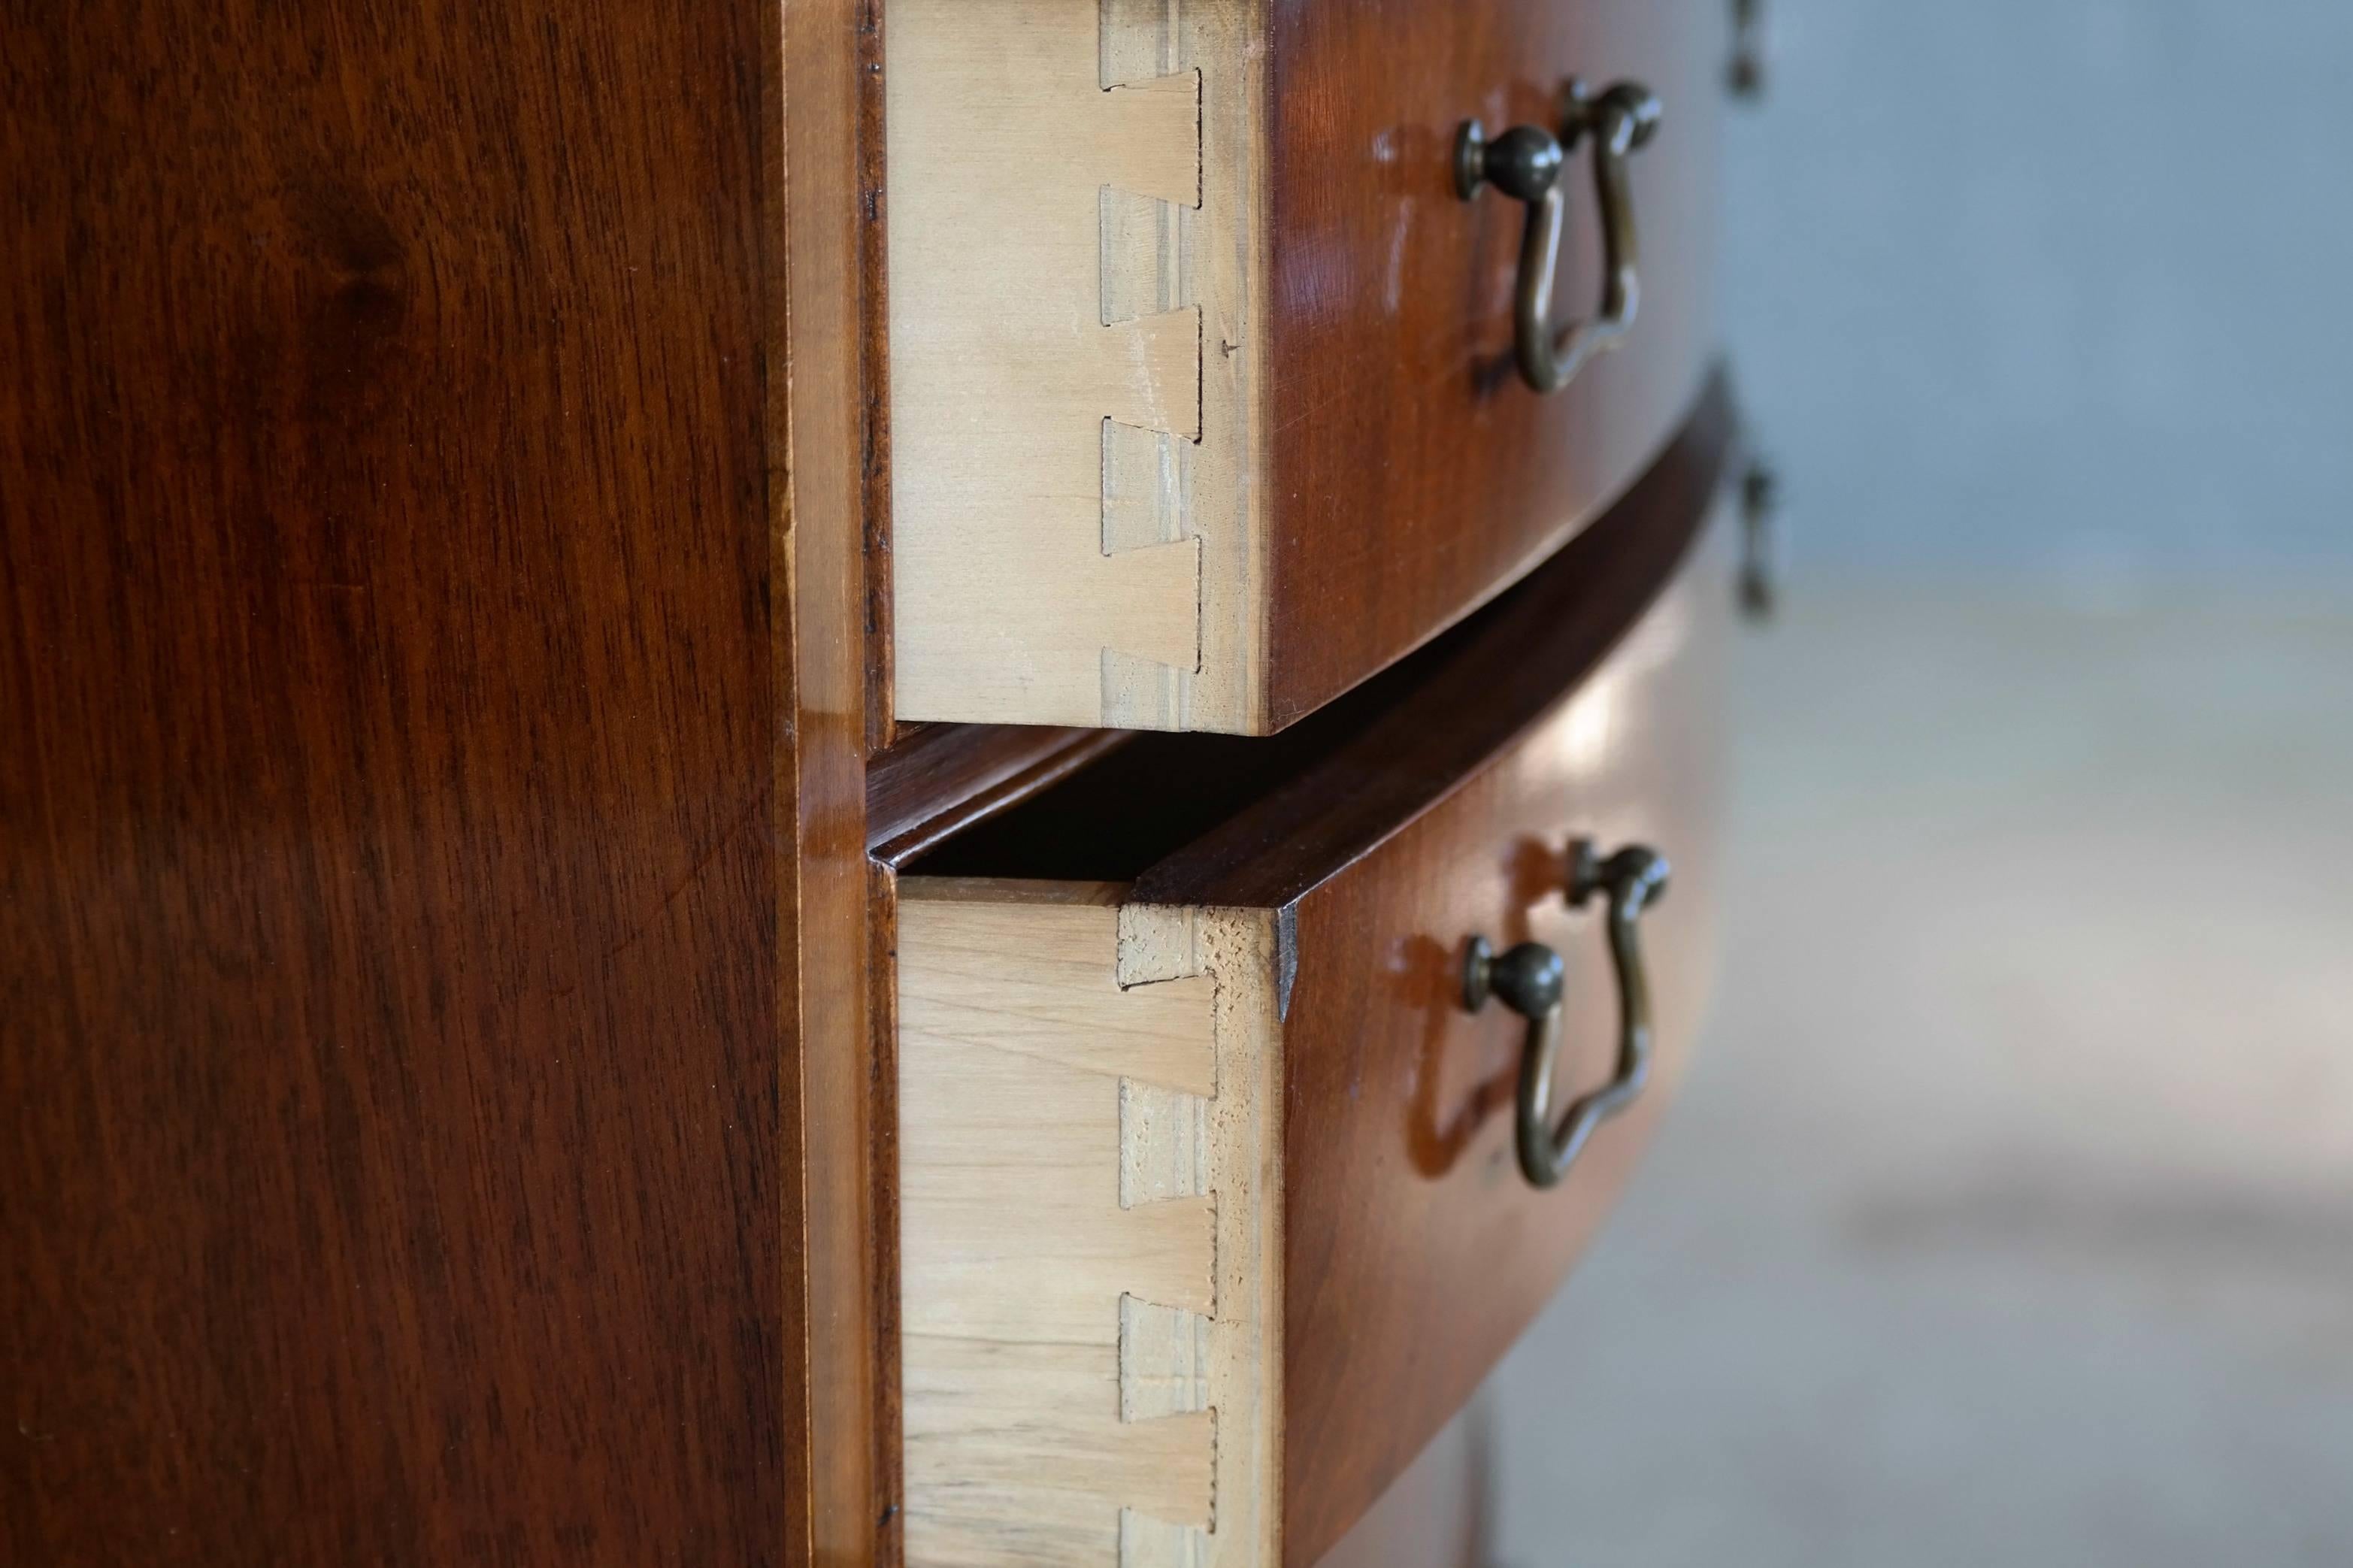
862 858 907 1568
2 1 786 1562
855 0 899 752
901 377 1739 1563
1310 1403 1491 1568
1137 381 1737 1560
887 0 1264 731
1270 501 1732 1563
897 889 1282 1568
785 0 897 1560
1258 0 1726 728
886 0 1722 735
1134 371 1736 913
868 724 1137 867
910 369 1735 902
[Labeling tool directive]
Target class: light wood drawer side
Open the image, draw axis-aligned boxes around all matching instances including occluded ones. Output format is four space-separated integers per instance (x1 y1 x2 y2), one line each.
898 885 1282 1567
887 0 1264 732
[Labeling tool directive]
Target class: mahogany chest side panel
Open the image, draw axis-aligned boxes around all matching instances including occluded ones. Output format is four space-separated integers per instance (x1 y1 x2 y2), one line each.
0 2 789 1560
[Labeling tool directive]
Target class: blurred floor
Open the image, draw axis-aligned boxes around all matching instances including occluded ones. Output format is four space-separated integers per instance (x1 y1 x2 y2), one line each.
1485 589 2353 1566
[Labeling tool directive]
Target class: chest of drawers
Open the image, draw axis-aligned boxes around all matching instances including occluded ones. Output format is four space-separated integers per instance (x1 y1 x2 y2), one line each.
3 2 1752 1563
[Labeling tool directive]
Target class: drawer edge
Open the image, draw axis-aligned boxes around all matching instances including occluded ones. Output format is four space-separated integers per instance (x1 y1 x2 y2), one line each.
887 0 1270 734
898 883 1285 1566
1136 365 1737 912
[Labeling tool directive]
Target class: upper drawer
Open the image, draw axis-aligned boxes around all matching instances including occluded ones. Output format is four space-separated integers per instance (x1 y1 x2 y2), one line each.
886 0 1726 733
893 385 1736 1566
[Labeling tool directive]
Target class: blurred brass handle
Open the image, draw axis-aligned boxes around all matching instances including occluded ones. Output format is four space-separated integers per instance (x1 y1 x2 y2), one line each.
1730 0 1768 98
1455 80 1663 395
1462 840 1670 1190
1739 460 1782 620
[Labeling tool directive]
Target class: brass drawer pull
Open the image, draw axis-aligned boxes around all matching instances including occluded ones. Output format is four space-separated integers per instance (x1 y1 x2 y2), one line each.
1455 80 1663 396
1462 840 1670 1189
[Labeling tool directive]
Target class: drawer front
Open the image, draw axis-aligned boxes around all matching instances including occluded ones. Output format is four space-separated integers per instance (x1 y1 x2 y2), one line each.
1279 502 1731 1561
1310 1403 1488 1568
886 0 1726 734
1262 0 1725 728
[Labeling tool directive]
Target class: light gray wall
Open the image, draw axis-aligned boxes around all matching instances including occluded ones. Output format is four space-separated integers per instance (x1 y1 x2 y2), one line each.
1725 0 2353 586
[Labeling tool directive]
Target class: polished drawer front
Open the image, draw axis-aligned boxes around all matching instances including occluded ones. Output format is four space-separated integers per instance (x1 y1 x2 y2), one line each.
894 403 1734 1566
886 0 1726 734
1268 519 1728 1563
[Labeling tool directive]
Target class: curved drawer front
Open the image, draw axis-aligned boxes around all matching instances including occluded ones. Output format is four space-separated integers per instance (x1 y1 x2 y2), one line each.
894 399 1736 1566
1274 506 1729 1561
887 0 1726 734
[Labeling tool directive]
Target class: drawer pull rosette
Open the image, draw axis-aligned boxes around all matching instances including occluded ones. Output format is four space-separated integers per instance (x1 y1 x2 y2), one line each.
1455 80 1664 395
1462 840 1670 1188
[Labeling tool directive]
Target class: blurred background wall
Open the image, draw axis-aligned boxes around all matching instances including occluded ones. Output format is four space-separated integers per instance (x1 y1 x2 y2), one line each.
1484 3 2353 1563
1728 0 2353 590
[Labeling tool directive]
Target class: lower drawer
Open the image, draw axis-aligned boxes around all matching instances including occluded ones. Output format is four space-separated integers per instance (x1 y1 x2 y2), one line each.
895 381 1735 1567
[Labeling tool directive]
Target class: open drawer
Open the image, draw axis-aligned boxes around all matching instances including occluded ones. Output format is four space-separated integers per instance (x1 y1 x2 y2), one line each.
892 383 1737 1566
886 0 1726 733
